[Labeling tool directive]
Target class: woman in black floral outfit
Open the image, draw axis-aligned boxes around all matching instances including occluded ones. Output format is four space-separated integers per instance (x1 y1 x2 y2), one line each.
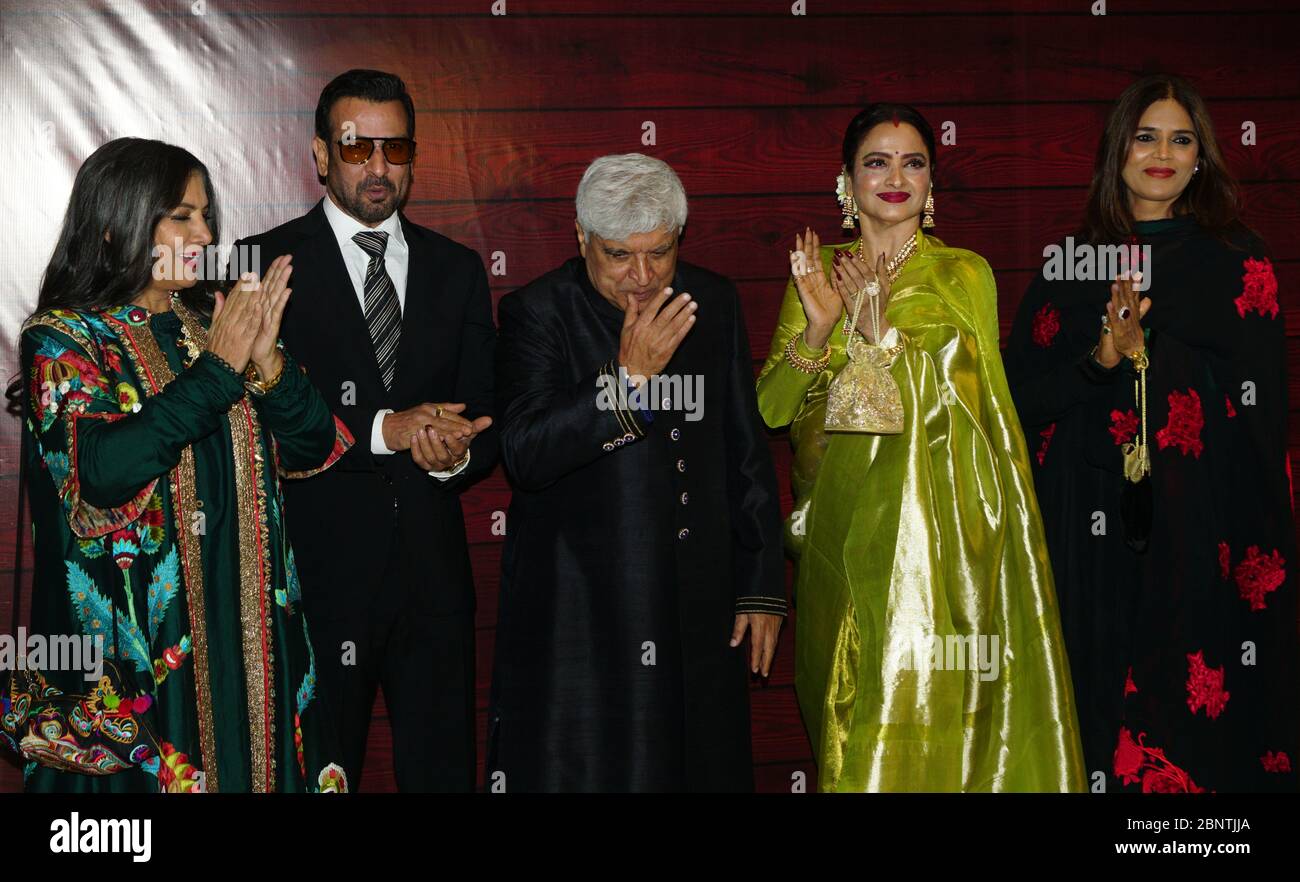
1005 74 1298 792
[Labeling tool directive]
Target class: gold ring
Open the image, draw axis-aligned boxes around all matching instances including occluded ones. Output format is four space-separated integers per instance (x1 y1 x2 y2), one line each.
434 406 443 418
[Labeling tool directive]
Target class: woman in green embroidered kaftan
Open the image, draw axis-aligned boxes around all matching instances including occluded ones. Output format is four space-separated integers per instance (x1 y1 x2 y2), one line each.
2 138 352 793
756 106 1085 791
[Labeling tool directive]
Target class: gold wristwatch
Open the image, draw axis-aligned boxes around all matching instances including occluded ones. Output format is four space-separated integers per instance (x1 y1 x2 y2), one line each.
244 358 285 396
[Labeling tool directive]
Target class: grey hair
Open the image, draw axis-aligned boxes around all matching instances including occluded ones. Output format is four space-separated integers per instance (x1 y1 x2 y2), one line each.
575 153 688 242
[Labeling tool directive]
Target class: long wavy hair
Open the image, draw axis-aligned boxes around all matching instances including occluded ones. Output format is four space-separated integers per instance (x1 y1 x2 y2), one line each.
6 138 221 412
1082 74 1243 243
33 137 221 317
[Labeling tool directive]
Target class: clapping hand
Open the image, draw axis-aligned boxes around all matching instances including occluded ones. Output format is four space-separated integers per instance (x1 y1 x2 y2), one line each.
383 402 493 472
1095 272 1152 369
788 227 842 350
206 254 293 377
248 254 293 380
832 249 893 344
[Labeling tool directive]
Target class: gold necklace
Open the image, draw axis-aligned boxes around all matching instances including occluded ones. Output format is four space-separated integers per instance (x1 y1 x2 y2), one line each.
855 232 918 280
844 232 920 339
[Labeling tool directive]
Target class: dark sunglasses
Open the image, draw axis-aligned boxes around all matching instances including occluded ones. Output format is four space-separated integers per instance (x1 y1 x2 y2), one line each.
335 137 416 165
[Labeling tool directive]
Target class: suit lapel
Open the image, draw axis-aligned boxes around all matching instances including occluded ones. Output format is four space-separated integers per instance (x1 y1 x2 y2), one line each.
297 202 388 397
393 214 435 401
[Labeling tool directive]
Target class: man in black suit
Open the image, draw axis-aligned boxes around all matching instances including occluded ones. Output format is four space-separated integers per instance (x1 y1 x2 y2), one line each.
488 154 785 791
233 69 496 791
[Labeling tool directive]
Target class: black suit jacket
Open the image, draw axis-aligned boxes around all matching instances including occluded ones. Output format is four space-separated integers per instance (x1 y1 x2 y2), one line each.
233 201 497 618
488 257 785 791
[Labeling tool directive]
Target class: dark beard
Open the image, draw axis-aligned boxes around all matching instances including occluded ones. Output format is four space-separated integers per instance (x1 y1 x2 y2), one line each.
333 175 402 223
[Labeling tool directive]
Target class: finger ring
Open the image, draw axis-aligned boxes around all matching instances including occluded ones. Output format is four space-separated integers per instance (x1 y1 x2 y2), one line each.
434 406 443 418
865 281 881 297
1101 314 1109 325
1102 326 1112 335
1118 306 1132 320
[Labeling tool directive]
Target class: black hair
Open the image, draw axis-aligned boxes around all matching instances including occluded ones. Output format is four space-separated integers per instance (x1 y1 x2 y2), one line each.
32 137 220 317
1082 73 1243 244
314 68 416 143
7 137 220 413
840 103 938 176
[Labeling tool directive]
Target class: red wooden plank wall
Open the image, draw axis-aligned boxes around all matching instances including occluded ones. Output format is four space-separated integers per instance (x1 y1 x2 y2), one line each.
1 0 1297 793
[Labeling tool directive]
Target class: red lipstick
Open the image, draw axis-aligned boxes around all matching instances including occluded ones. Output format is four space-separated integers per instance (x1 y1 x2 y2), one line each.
876 192 910 203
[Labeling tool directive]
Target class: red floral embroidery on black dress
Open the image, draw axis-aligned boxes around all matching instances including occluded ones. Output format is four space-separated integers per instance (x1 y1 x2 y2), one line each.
1234 257 1279 319
1224 394 1237 419
1109 409 1138 445
1218 541 1231 580
1113 727 1207 792
1113 726 1145 784
1124 666 1138 697
1035 422 1056 466
1261 751 1292 774
1142 763 1207 793
1232 545 1286 611
1031 303 1060 347
1156 388 1204 458
1185 651 1229 719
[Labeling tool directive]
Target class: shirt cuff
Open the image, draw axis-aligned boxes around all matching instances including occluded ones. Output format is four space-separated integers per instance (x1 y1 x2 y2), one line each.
371 409 395 454
735 596 789 617
599 359 648 452
428 449 470 482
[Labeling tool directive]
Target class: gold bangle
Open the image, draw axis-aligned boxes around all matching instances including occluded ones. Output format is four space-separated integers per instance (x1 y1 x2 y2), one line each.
783 333 830 374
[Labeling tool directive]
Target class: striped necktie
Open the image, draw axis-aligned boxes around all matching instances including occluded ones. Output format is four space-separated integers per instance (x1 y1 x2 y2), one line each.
352 229 401 390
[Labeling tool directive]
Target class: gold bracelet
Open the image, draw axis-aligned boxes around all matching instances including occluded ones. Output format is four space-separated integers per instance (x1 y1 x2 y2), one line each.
244 358 285 396
783 333 830 374
1129 348 1149 370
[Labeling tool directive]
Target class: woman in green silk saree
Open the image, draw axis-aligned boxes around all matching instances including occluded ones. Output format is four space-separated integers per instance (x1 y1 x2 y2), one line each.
756 105 1085 792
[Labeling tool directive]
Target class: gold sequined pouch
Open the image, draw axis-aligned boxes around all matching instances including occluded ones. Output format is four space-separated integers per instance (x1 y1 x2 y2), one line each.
824 279 904 434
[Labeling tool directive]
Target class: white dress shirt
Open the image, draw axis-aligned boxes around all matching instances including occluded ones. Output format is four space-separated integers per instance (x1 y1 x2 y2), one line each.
319 195 468 479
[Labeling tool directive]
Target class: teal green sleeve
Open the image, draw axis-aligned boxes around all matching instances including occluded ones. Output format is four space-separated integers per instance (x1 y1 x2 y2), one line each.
249 350 342 472
21 321 245 533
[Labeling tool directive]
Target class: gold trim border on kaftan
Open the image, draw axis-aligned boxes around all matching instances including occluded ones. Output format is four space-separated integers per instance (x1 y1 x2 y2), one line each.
113 315 222 794
174 302 277 793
